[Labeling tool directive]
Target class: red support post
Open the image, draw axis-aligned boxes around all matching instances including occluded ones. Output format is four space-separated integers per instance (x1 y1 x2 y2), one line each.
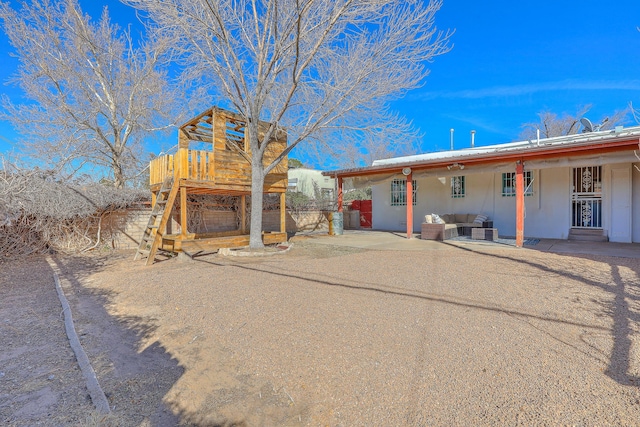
406 172 413 239
337 176 343 213
515 162 524 248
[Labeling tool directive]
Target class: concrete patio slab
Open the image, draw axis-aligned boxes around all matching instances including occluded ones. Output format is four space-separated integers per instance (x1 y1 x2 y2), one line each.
297 230 640 259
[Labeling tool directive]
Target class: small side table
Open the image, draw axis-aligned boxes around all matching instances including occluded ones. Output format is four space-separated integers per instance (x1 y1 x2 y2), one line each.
472 228 498 241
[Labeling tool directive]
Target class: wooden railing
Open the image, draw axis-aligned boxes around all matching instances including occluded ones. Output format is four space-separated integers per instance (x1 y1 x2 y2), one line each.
149 153 174 186
149 148 215 186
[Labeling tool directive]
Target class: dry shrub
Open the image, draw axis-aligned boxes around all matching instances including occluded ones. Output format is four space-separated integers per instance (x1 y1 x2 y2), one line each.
0 162 148 260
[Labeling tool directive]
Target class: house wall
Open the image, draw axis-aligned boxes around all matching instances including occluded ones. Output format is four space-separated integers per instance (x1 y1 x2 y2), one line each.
519 168 571 239
288 168 336 199
634 163 640 243
371 161 634 240
372 173 497 232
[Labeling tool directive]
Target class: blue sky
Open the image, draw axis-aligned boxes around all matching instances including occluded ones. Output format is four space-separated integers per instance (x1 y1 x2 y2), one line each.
407 0 640 152
1 1 640 166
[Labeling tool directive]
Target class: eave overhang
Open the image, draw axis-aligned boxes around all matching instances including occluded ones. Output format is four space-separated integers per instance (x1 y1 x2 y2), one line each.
323 129 640 179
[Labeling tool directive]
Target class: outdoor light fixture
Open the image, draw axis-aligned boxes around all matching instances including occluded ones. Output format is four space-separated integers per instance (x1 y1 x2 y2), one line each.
447 163 464 170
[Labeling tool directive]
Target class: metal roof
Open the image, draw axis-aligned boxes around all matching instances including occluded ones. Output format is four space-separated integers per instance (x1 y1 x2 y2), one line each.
323 125 640 178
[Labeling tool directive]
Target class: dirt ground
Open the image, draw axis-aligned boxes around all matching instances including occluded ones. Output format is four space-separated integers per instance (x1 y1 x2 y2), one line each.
1 237 640 426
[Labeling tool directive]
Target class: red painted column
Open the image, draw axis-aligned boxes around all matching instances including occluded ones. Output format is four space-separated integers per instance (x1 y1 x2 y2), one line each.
337 176 343 213
406 172 413 239
515 162 524 248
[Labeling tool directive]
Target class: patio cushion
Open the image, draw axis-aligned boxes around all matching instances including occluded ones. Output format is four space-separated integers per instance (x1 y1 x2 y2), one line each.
474 214 488 224
454 213 468 223
424 214 433 224
441 214 454 223
432 213 445 224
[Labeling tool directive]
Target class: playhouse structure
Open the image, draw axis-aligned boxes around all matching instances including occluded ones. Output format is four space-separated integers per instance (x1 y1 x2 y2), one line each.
135 107 288 264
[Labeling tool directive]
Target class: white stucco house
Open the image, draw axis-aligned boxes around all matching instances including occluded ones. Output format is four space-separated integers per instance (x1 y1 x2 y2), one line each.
288 167 336 199
324 125 640 245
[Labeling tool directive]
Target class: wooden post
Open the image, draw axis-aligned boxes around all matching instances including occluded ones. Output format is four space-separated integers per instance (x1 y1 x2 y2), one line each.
176 148 188 180
337 177 343 212
240 195 246 233
280 192 286 234
515 162 524 248
180 186 187 238
406 172 413 239
178 129 189 149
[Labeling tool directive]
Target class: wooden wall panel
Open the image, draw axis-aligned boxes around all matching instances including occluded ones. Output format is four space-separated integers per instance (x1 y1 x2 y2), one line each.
150 106 288 191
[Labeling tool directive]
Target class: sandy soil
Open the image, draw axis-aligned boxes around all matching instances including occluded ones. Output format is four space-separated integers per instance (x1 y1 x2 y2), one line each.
2 237 640 426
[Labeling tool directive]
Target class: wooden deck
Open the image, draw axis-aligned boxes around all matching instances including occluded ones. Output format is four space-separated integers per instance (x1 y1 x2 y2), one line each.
161 231 288 256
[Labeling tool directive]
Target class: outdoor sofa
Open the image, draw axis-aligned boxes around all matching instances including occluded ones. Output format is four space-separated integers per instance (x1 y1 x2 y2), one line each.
421 213 493 241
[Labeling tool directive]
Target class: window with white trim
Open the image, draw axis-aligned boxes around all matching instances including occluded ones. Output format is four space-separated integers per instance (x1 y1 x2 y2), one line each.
502 171 533 197
451 176 465 198
390 179 417 206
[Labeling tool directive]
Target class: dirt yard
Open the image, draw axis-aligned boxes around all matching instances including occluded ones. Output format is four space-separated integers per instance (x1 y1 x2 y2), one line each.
1 237 640 426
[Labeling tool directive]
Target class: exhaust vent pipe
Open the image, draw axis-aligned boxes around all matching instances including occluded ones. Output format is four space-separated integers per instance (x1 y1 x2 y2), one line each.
450 128 454 151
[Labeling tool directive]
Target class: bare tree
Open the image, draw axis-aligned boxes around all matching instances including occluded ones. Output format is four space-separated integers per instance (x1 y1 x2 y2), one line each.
519 105 627 140
125 0 452 248
0 0 179 188
301 111 422 169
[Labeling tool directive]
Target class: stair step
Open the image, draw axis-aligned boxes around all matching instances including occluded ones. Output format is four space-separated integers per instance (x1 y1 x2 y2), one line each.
135 176 177 265
568 228 608 242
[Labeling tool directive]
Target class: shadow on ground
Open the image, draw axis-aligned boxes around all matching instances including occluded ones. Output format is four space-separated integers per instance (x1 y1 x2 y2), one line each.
48 254 186 426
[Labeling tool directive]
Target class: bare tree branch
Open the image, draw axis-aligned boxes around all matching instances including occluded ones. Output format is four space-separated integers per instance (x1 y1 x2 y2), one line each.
519 104 628 140
0 0 181 188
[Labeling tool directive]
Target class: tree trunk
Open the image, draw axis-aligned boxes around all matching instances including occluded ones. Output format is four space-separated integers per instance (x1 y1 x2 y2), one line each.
249 156 266 249
113 157 125 189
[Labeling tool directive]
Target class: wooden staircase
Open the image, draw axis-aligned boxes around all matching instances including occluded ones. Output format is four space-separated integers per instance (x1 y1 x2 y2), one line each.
134 177 179 265
568 228 608 242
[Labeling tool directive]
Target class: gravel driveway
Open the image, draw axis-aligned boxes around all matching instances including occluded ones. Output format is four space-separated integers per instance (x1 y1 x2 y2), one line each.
3 237 640 426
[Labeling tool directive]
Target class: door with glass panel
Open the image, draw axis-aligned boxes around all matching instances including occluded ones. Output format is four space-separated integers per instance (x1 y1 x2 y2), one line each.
571 166 602 228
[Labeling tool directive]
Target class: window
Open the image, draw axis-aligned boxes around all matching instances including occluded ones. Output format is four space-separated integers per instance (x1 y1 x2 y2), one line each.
451 176 465 198
502 171 533 197
390 179 417 206
225 118 246 151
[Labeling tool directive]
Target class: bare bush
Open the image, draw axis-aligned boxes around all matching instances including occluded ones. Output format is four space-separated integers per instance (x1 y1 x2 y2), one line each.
0 161 148 260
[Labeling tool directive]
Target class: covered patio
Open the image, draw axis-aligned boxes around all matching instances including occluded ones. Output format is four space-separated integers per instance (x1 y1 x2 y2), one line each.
324 127 640 246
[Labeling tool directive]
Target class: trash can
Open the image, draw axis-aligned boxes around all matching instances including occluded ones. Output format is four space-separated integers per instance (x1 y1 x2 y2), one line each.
345 210 360 230
328 211 344 235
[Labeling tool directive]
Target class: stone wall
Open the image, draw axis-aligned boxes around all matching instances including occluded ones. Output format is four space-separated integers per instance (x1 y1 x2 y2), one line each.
102 209 153 250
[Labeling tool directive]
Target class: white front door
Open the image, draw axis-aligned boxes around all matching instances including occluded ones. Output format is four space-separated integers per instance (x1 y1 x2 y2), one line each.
610 165 632 243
